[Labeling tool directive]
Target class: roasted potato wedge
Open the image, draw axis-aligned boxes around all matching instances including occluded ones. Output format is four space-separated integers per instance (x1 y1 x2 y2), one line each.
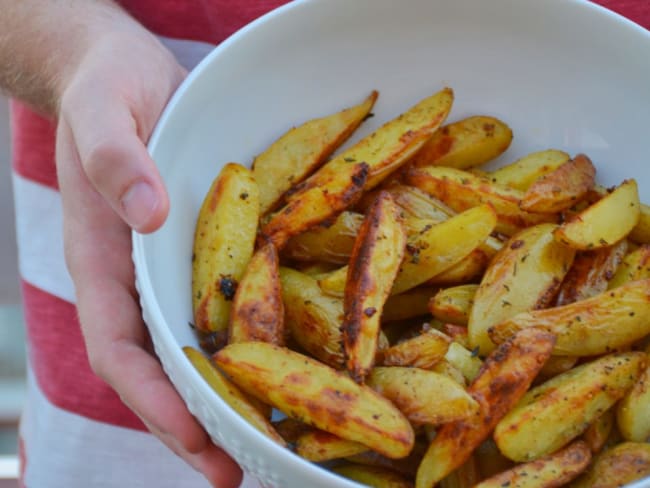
629 202 650 244
429 284 478 326
332 463 415 488
520 154 596 213
213 342 414 458
380 329 451 370
468 223 575 355
444 342 483 383
406 165 555 236
488 279 650 356
487 149 571 191
616 346 650 442
414 328 556 488
192 163 260 334
474 441 591 488
382 287 437 322
583 409 615 454
607 244 650 289
342 192 407 382
555 240 628 306
183 346 285 445
554 179 641 250
279 267 345 368
367 366 479 426
254 91 377 213
295 429 368 462
494 352 647 462
408 115 513 170
570 442 650 488
229 241 284 345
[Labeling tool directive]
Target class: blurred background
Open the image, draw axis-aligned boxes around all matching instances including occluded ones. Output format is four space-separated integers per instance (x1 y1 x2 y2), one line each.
0 94 25 485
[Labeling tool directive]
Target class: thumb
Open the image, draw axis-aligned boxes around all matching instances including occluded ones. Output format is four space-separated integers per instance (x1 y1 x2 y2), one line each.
60 96 169 233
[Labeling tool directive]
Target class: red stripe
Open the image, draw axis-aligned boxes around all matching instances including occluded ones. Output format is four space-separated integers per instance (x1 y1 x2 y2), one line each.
21 281 146 431
594 0 650 30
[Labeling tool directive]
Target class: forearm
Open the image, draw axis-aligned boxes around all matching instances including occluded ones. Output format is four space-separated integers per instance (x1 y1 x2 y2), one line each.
0 0 146 115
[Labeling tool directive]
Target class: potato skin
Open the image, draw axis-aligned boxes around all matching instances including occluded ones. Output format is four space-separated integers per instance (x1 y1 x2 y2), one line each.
213 342 415 459
192 163 260 333
489 149 570 191
570 442 650 488
414 328 556 488
494 352 647 462
616 347 650 442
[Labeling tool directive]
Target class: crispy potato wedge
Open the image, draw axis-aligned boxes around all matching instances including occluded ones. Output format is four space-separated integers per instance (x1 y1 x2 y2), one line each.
408 115 513 170
342 192 407 382
444 342 483 383
254 91 377 214
570 442 650 488
583 409 615 454
380 329 451 370
271 417 311 444
192 163 260 334
629 202 650 244
494 352 647 462
520 154 596 213
607 244 650 289
487 149 571 191
382 287 437 322
425 248 491 286
488 279 650 356
261 161 369 249
183 346 285 445
367 366 479 426
414 328 556 488
295 429 368 462
555 239 628 306
279 267 345 368
554 179 641 250
442 323 470 349
406 165 555 236
346 442 427 479
332 463 415 488
283 211 363 264
429 284 478 326
229 241 284 345
383 183 455 221
616 348 650 442
319 204 498 297
474 441 592 488
430 359 467 386
468 223 575 355
213 342 415 458
537 355 579 381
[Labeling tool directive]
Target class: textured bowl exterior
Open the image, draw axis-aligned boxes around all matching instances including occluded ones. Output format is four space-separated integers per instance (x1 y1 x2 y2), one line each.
133 0 650 487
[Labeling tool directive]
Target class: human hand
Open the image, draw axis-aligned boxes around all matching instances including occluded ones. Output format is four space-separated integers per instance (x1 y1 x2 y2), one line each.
54 22 243 488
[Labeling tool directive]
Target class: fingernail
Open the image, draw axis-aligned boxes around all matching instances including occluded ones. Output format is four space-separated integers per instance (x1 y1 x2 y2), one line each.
121 181 158 230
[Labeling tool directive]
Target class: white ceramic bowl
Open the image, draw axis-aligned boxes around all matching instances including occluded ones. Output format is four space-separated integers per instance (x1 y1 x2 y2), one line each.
133 1 650 487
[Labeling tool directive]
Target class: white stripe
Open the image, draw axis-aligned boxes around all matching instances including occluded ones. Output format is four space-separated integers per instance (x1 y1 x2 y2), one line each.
12 173 75 303
20 370 261 488
157 36 216 72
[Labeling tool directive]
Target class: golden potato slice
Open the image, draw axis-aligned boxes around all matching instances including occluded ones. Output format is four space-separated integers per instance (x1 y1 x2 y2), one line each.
332 463 415 488
283 211 363 264
554 179 641 250
183 347 285 445
406 165 555 236
384 183 455 221
295 429 368 462
555 239 628 306
494 352 647 462
425 248 491 286
487 149 571 191
616 347 650 442
429 284 478 326
629 202 650 244
279 267 345 368
570 442 650 488
520 154 596 213
583 409 615 454
253 91 377 213
228 241 284 345
408 115 513 170
380 329 451 370
342 192 407 382
607 244 650 289
444 342 483 383
488 279 650 356
414 328 556 488
319 204 497 297
192 163 259 334
473 441 591 488
468 223 575 355
382 287 437 322
213 342 414 458
367 366 479 426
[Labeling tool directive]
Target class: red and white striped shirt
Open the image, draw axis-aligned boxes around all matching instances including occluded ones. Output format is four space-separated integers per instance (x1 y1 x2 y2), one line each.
9 1 649 487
